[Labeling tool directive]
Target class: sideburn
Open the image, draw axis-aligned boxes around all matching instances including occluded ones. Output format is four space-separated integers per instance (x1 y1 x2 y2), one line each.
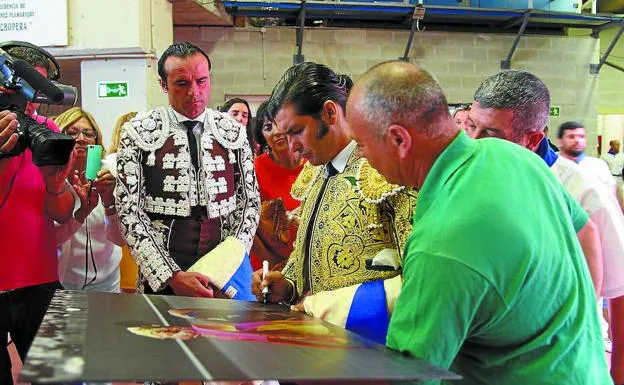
316 119 330 139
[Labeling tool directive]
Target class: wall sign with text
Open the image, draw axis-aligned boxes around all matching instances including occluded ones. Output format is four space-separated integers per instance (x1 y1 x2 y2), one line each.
0 0 68 46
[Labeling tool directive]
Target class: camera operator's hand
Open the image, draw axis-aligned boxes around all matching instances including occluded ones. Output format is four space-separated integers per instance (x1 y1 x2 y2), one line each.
40 149 77 224
39 148 76 194
94 168 116 211
70 171 99 223
0 110 19 154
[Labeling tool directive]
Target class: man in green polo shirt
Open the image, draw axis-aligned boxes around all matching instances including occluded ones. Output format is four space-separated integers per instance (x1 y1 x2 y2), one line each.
346 61 611 384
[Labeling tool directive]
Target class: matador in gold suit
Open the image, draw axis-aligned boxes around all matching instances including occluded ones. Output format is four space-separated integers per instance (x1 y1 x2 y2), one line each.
283 140 417 302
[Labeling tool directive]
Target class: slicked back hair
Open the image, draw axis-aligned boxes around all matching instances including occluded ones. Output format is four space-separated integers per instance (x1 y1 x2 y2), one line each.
356 60 450 139
266 62 353 126
158 42 211 82
473 70 550 140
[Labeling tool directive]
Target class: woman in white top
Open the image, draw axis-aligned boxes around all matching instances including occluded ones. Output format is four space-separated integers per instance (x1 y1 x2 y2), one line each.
54 107 125 293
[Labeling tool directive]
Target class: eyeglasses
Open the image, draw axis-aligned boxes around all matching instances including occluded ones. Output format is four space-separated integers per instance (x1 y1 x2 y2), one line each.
65 128 98 139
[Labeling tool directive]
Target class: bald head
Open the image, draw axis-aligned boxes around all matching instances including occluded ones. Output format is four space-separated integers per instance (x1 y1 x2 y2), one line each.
347 61 458 189
348 61 452 138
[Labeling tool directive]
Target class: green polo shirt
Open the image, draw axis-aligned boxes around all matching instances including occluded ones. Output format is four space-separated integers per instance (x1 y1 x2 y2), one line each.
387 131 610 384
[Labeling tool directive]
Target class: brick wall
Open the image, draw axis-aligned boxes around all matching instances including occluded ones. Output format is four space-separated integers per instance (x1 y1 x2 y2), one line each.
175 26 600 154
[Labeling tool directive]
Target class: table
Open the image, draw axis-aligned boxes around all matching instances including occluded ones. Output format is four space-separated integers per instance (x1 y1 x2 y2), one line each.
21 290 459 383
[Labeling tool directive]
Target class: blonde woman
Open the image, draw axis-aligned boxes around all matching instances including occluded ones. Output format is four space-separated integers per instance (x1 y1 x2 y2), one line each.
54 107 125 293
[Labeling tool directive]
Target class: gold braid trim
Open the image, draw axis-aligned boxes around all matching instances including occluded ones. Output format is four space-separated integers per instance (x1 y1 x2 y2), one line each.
354 160 406 230
291 162 323 202
355 160 405 204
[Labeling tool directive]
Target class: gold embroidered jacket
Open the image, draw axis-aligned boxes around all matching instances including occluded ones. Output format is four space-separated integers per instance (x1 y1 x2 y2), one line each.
283 148 418 298
115 107 260 291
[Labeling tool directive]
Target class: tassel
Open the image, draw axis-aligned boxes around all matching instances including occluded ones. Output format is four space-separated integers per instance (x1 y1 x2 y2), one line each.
147 151 156 166
228 149 236 164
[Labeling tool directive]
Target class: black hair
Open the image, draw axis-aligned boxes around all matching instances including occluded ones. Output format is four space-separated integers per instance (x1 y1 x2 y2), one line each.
253 101 270 151
220 97 256 154
220 98 250 114
157 42 211 82
219 97 252 129
266 62 353 123
557 121 584 139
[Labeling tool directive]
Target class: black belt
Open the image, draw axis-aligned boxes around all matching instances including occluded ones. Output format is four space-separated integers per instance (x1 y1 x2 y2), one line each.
149 205 207 220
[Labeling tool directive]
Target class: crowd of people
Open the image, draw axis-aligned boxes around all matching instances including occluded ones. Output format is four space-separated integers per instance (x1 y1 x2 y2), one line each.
1 40 624 385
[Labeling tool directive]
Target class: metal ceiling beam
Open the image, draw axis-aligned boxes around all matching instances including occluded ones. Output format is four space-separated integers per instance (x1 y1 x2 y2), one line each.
503 15 527 29
590 21 624 74
294 0 306 64
605 60 624 74
592 20 622 38
401 5 424 62
501 10 531 69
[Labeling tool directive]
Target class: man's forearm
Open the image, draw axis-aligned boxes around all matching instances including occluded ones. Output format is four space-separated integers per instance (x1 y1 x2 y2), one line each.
45 182 75 223
577 218 603 297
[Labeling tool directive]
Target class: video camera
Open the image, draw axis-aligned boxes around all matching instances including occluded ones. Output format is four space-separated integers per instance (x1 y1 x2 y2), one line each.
0 41 77 166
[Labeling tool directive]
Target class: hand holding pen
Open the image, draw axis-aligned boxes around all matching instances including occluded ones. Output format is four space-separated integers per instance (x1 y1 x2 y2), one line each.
251 264 294 304
262 260 269 304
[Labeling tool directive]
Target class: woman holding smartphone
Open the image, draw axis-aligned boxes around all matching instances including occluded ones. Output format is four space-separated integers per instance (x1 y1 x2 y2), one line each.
53 107 125 293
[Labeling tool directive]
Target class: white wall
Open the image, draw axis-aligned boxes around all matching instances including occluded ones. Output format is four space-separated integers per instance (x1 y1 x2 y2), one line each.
598 114 624 155
81 59 151 149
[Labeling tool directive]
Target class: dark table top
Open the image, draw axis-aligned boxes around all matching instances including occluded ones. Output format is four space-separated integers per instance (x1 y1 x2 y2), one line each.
21 290 459 384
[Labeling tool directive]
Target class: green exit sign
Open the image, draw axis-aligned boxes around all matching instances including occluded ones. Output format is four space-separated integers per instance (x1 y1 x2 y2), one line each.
550 106 561 117
97 81 129 98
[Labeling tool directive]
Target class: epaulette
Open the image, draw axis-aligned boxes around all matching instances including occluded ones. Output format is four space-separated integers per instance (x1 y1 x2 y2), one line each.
208 110 248 151
125 107 170 166
354 159 405 204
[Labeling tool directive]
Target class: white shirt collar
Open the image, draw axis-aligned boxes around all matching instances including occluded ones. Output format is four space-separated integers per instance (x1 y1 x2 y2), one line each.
328 140 357 174
171 107 207 124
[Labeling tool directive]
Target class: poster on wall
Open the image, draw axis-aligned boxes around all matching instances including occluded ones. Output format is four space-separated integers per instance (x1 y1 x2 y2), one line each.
0 0 68 46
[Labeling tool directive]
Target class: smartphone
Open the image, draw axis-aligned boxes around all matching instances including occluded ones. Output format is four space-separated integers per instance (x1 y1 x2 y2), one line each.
85 144 102 181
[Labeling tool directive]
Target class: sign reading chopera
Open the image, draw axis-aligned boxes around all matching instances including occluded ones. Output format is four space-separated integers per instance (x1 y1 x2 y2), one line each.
0 0 68 46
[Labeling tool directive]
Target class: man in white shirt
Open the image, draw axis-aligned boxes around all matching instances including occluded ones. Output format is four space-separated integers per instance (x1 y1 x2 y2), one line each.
558 121 618 196
602 139 624 186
